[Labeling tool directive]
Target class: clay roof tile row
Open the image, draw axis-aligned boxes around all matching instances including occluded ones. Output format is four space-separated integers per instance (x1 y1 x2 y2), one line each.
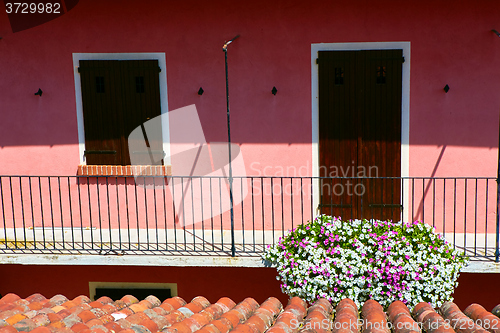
0 294 499 333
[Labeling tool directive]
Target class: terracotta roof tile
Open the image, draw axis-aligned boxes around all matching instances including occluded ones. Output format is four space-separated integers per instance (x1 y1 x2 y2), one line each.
78 310 97 324
387 301 420 333
440 302 489 333
115 319 131 330
463 304 500 333
332 298 358 333
162 298 186 311
492 305 500 318
196 324 220 333
6 314 27 326
413 302 455 333
191 298 210 311
300 298 332 333
29 327 51 333
25 296 45 305
210 317 232 333
0 295 21 305
0 294 499 333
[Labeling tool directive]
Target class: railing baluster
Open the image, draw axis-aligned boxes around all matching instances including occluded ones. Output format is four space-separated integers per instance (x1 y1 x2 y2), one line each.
0 175 496 260
474 179 478 257
144 175 149 251
359 178 364 219
10 177 17 249
125 177 131 251
19 177 27 249
209 177 214 251
200 177 205 252
411 178 414 222
153 176 159 251
180 176 187 251
464 179 467 253
251 177 256 252
190 177 195 251
1 177 7 250
261 177 265 247
443 179 447 247
453 178 457 251
329 177 333 218
57 177 63 249
281 177 284 239
271 177 275 244
87 177 93 250
28 177 35 249
134 177 140 251
219 177 223 251
106 177 111 251
485 179 489 257
391 178 394 222
290 178 294 232
432 178 436 228
96 177 103 252
40 177 46 250
162 177 168 252
300 178 304 225
421 178 425 223
48 177 55 250
116 177 121 251
241 177 244 252
171 176 178 251
310 177 313 223
68 177 74 251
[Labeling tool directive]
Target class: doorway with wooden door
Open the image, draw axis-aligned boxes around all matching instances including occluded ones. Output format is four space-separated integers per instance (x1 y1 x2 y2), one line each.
318 49 403 221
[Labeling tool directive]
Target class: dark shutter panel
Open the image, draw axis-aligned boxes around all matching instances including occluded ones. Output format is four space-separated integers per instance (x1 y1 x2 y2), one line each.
363 50 403 222
120 60 163 165
79 60 123 165
318 51 359 219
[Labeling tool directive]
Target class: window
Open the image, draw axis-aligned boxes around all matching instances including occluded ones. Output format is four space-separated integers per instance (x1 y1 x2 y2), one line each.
78 59 163 166
89 282 177 302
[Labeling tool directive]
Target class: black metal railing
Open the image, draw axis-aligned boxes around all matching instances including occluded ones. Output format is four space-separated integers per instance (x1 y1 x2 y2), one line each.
0 175 498 261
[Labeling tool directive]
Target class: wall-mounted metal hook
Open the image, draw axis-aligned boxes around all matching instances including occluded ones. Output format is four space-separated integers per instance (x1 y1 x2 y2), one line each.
198 87 204 95
272 86 277 95
34 88 43 96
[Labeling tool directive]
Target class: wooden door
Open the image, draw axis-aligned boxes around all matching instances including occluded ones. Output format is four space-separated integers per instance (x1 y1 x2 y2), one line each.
318 50 403 221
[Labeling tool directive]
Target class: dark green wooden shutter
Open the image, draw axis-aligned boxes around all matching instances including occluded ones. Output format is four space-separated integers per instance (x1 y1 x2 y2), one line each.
120 60 163 166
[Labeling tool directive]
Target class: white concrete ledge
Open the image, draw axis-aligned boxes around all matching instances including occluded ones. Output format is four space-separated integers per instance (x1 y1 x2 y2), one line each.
0 253 498 272
462 260 500 273
0 254 267 267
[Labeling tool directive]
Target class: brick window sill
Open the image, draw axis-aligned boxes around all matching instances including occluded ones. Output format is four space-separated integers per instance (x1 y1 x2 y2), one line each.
77 165 172 176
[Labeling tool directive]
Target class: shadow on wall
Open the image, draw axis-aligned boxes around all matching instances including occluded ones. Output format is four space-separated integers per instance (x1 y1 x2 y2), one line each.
3 0 79 33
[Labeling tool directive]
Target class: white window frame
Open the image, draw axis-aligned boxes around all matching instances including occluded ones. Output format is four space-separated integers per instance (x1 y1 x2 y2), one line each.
311 42 411 219
72 53 170 166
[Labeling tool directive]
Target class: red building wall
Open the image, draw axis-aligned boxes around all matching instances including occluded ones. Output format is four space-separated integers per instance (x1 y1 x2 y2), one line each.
0 265 498 311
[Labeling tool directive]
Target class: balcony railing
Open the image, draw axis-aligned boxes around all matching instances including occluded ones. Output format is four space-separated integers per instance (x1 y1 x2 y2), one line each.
0 175 498 261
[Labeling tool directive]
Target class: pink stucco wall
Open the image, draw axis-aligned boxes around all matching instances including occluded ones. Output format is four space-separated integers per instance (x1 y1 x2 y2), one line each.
0 0 499 177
